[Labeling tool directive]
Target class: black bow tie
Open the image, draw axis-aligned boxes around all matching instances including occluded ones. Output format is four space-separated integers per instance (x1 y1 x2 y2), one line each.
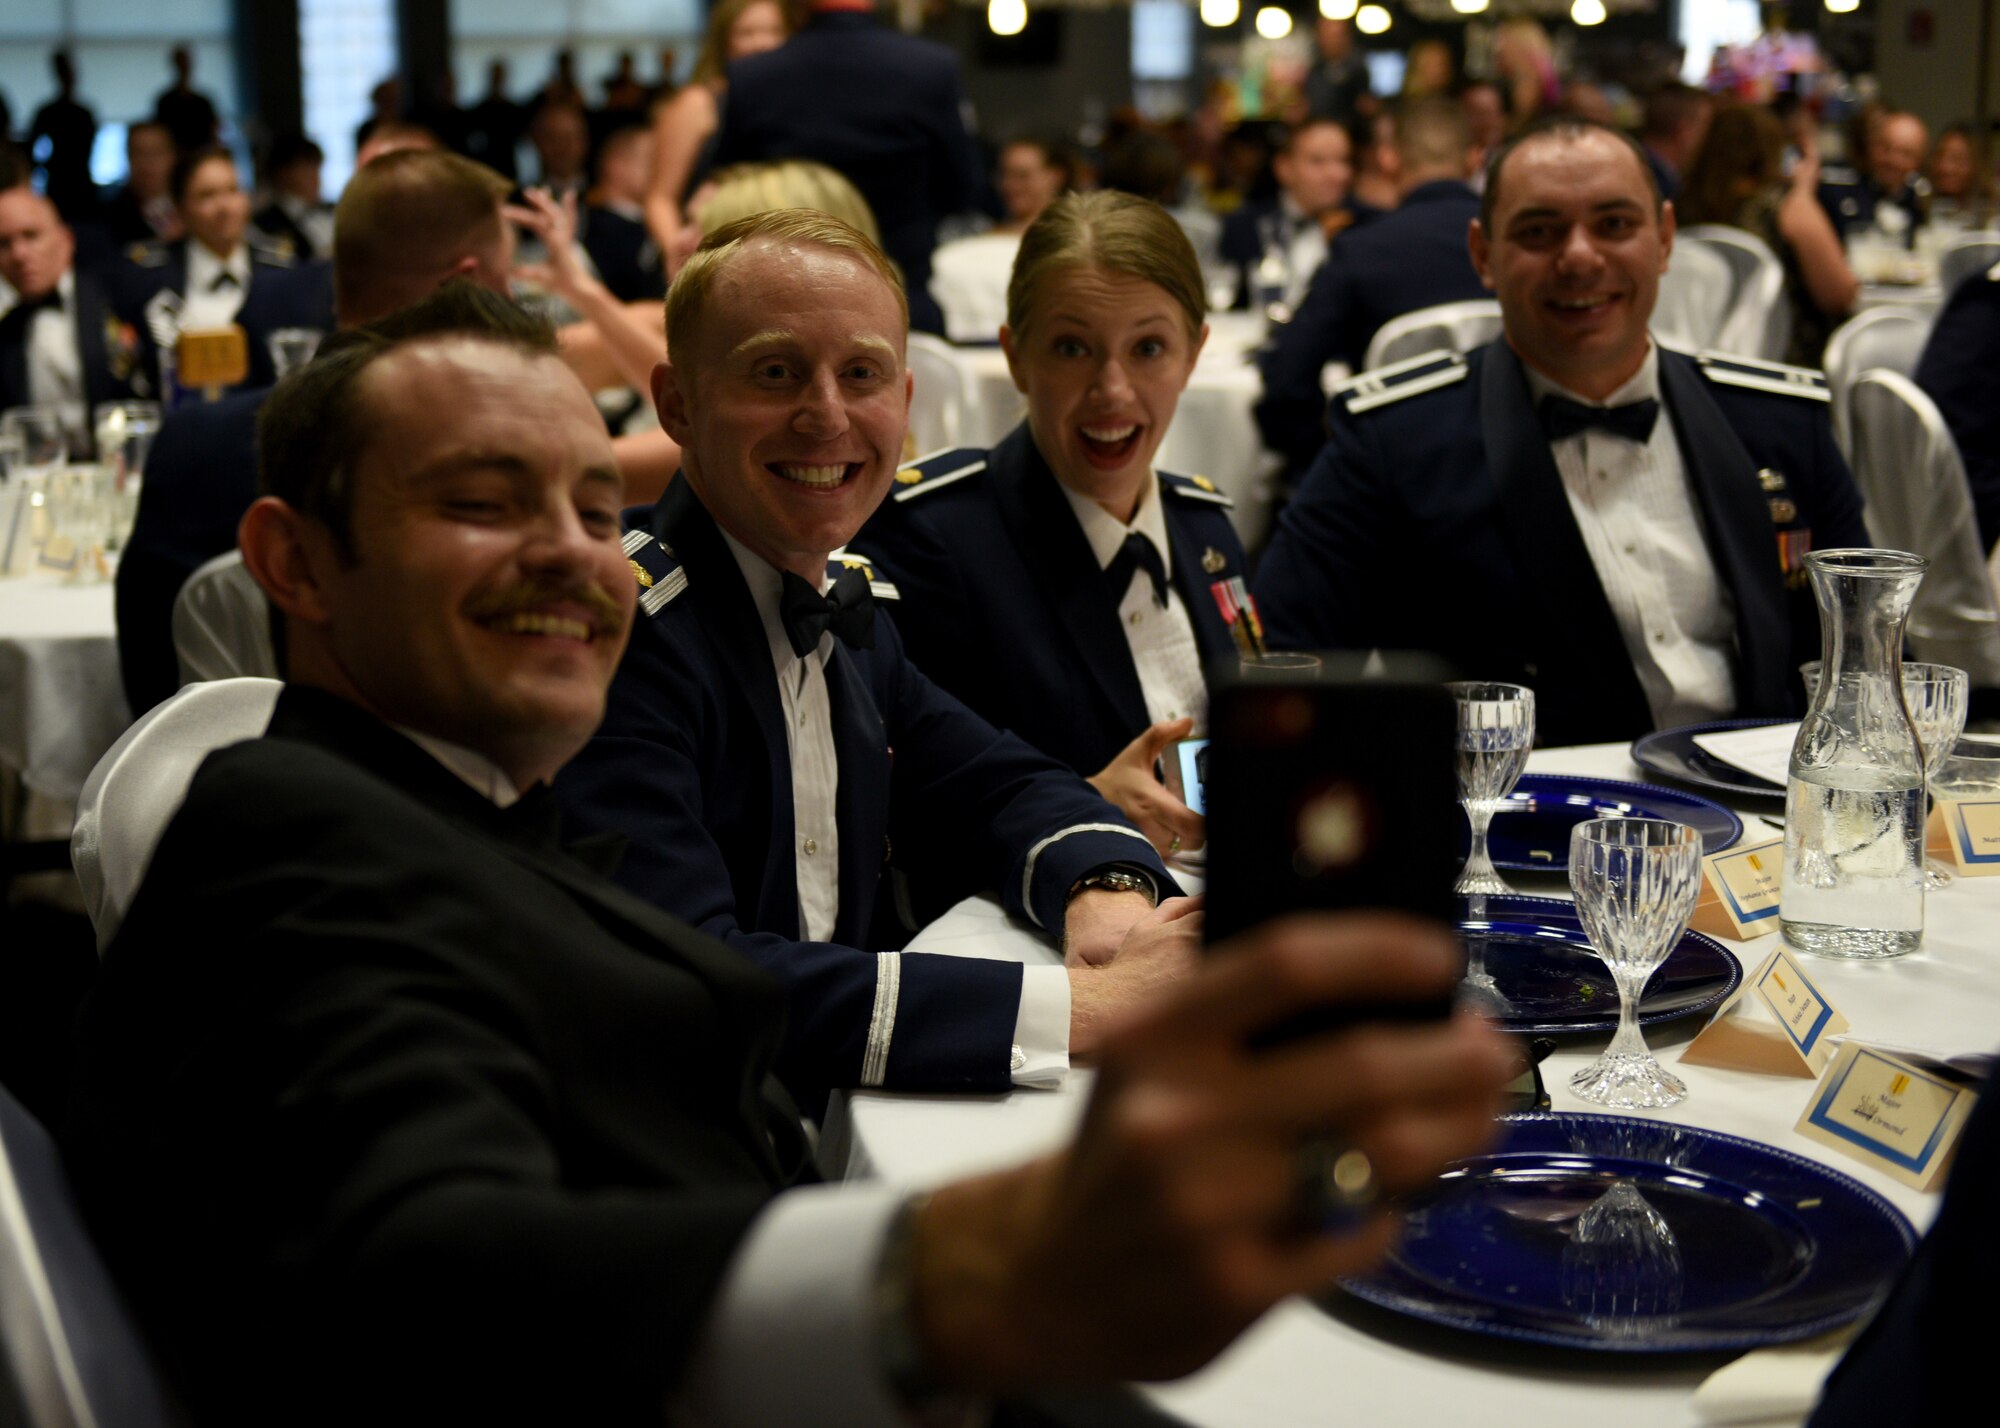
14 288 63 317
1106 532 1170 609
209 270 240 292
778 565 876 658
1540 394 1659 444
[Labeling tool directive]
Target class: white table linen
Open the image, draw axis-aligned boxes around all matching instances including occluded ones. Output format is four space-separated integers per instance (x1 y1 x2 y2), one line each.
0 571 129 802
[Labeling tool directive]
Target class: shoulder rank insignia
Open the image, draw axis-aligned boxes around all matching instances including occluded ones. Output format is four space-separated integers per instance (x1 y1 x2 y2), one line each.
125 242 167 269
622 527 688 617
1697 352 1831 402
831 552 900 600
1334 349 1469 415
1161 470 1234 508
891 447 987 503
249 236 297 267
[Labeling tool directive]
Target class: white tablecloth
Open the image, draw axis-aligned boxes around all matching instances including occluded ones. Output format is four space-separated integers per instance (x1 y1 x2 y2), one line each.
0 572 128 802
828 740 1999 1428
938 312 1282 549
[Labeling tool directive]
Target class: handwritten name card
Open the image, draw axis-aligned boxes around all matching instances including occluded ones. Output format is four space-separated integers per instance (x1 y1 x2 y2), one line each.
1690 837 1784 940
1796 1044 1978 1190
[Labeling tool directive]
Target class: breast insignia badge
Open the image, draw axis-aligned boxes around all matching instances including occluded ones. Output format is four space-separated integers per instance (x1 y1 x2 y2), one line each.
1201 546 1227 574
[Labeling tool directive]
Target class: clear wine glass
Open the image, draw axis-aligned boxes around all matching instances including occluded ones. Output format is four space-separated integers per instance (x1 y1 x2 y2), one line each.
1450 682 1534 897
1901 663 1969 889
1567 818 1703 1109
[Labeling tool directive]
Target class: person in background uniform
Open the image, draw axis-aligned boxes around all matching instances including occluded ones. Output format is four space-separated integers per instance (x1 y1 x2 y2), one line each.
151 43 219 155
27 50 97 224
526 98 590 207
1256 96 1486 478
1301 18 1373 126
1461 81 1507 183
1637 81 1712 204
1915 258 2000 556
0 188 146 439
462 59 523 180
99 121 181 247
556 209 1191 1110
1818 109 1928 244
854 191 1241 857
1220 117 1356 313
252 132 336 263
112 145 334 398
580 125 665 301
709 0 983 337
68 280 1512 1428
1254 118 1870 747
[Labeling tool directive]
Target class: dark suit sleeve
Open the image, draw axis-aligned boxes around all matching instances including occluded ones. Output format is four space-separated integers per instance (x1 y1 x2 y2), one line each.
1915 277 2000 553
1256 249 1353 470
1799 401 1870 550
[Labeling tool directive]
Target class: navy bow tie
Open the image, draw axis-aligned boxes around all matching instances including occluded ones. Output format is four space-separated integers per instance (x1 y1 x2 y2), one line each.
778 565 876 658
1106 532 1170 609
1540 394 1660 444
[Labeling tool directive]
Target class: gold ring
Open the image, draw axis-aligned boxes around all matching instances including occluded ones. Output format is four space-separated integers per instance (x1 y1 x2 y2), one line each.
1169 834 1183 855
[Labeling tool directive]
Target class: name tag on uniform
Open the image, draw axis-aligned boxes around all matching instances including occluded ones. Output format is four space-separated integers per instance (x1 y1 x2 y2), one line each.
1682 945 1848 1077
1690 837 1783 940
1796 1044 1978 1190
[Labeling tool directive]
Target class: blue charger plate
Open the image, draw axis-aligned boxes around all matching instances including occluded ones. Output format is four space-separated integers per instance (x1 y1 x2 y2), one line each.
1631 718 1792 809
1466 774 1744 872
1337 1112 1916 1353
1459 895 1741 1036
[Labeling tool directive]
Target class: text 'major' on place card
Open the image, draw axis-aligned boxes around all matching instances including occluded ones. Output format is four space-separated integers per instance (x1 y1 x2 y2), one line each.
1691 836 1783 941
1796 1043 1979 1191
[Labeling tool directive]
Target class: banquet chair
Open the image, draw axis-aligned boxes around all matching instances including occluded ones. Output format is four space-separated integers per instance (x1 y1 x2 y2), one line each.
1361 299 1503 371
1678 226 1789 361
171 551 277 687
0 1082 175 1428
905 332 972 457
1653 239 1734 351
1822 306 1932 455
928 231 1020 345
70 677 282 952
1937 232 2000 296
1846 369 2000 683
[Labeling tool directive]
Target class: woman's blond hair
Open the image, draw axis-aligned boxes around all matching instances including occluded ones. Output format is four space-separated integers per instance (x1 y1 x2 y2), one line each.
692 0 789 86
696 159 882 247
1006 190 1205 342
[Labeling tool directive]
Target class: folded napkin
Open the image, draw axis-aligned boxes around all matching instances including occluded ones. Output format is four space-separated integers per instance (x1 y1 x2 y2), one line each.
1692 1328 1857 1426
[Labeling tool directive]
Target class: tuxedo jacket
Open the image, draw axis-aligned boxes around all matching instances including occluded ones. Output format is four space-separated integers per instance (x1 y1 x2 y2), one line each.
554 481 1168 1104
850 422 1248 779
0 267 146 411
65 687 809 1427
1253 342 1871 747
110 238 334 393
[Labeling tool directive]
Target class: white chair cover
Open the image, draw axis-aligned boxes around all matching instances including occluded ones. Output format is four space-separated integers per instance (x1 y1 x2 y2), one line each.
70 677 281 951
929 232 1021 345
0 1084 174 1428
906 332 973 457
1654 239 1735 351
1362 299 1504 371
1678 226 1789 361
173 550 278 687
1821 306 1933 456
1937 232 2000 296
1846 369 2000 683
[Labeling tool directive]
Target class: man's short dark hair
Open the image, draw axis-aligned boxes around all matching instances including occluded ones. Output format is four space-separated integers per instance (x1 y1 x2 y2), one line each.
169 143 234 205
266 131 326 176
1478 116 1662 234
256 281 559 559
1280 116 1348 156
1642 82 1711 140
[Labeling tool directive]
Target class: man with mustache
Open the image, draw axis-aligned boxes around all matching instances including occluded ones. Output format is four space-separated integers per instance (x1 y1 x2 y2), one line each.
65 278 1513 1425
1254 118 1869 747
557 209 1188 1109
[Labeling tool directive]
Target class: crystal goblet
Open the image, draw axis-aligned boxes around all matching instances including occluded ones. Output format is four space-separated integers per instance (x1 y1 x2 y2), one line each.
1901 663 1969 888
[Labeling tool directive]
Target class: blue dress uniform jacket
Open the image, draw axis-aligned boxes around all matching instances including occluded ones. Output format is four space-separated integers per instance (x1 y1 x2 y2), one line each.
1253 342 1871 748
1816 168 1925 243
1914 259 2000 555
554 480 1170 1105
710 10 982 336
1254 180 1487 475
848 422 1247 779
109 237 334 394
0 267 147 411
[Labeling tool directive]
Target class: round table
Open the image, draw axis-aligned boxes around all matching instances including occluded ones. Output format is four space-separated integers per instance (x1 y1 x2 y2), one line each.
0 572 127 804
939 312 1281 549
826 739 1998 1428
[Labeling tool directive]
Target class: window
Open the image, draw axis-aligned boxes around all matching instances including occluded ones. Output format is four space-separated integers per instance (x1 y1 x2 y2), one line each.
450 0 703 110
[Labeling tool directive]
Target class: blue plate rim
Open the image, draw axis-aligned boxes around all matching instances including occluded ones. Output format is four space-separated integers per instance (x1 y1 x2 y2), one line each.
1630 717 1793 804
1336 1110 1917 1354
1485 772 1745 870
1460 894 1743 1035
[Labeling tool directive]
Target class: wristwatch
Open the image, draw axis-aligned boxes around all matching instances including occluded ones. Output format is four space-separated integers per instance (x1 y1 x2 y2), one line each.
1067 867 1158 906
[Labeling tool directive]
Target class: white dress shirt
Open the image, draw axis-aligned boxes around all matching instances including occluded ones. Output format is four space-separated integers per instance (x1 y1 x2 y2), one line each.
25 270 83 428
1273 194 1330 310
178 241 251 331
1059 477 1209 734
722 533 1071 1088
1525 345 1738 728
393 724 918 1427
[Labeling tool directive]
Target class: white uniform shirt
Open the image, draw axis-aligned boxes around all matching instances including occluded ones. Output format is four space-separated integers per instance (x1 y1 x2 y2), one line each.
178 241 251 331
1525 346 1739 728
1274 194 1330 311
1059 477 1209 734
723 533 1071 1088
25 270 83 426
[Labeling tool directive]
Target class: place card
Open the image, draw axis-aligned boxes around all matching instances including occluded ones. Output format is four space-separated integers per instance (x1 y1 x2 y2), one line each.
1681 945 1849 1077
1690 837 1784 940
177 326 249 390
36 533 78 575
1929 799 2000 877
1796 1043 1978 1191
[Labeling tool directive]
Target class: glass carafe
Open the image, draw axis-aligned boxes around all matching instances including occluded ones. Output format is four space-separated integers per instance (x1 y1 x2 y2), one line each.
1780 549 1929 958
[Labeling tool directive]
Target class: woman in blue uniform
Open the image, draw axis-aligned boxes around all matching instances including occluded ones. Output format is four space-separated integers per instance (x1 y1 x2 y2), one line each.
852 191 1250 856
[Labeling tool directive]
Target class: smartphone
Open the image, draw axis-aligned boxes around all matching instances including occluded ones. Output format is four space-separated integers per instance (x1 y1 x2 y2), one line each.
1203 661 1462 1045
1161 736 1209 815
